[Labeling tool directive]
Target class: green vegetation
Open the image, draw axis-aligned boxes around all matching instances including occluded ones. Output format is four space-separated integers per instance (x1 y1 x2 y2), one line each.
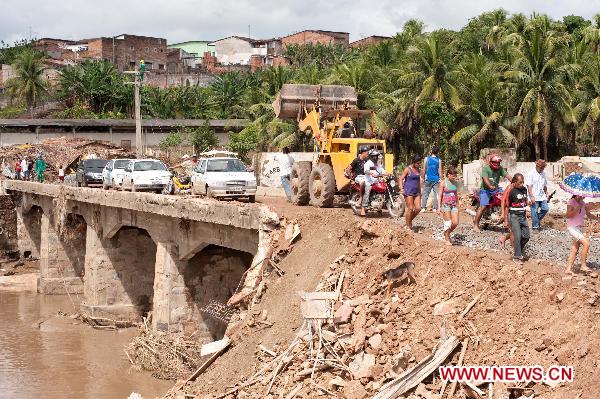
4 11 600 161
4 48 48 117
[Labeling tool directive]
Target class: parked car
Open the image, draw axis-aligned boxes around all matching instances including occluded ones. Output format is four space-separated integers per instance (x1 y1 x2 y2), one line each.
102 158 132 190
121 159 171 193
75 159 109 187
191 157 257 202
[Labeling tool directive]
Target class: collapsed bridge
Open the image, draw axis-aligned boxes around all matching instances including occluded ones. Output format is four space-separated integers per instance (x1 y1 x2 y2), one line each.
2 181 277 339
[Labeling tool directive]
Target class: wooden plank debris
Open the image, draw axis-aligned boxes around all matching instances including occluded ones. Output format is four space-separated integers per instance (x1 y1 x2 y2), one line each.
186 336 231 382
447 338 469 398
374 336 460 399
460 290 486 319
200 336 231 357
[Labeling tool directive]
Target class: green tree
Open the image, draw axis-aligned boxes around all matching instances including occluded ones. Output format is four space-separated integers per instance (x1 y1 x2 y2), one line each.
5 49 48 117
504 16 573 159
451 55 516 154
575 54 600 145
188 124 219 153
58 60 130 114
209 71 248 118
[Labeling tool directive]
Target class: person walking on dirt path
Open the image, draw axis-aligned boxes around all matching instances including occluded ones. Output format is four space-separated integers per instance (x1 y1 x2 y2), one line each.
35 155 46 183
21 158 29 180
399 155 423 231
347 147 370 216
565 195 599 275
474 155 512 231
499 180 515 250
14 160 21 180
277 147 294 201
438 166 459 245
58 165 65 183
421 146 442 212
505 173 530 263
526 159 549 231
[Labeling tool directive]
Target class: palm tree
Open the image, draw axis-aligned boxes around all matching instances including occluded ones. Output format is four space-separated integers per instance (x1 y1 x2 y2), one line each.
209 71 248 118
504 16 574 159
574 54 600 144
6 49 48 117
451 55 517 153
329 62 373 108
584 14 600 54
402 33 461 110
261 65 292 97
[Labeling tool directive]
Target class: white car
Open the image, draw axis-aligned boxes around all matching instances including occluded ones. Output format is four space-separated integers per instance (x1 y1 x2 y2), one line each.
102 159 132 190
191 157 257 202
121 159 172 193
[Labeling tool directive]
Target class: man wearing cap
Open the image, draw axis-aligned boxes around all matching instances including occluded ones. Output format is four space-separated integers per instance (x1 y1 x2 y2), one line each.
474 154 512 231
526 159 549 230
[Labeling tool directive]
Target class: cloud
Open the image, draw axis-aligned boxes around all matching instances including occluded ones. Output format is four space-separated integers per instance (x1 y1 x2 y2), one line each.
0 0 597 45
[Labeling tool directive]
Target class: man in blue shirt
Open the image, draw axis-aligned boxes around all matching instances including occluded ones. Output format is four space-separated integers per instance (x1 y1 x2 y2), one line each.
421 146 442 212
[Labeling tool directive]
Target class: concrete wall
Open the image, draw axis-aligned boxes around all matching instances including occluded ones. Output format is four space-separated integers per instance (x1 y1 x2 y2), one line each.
0 195 17 253
281 31 350 48
214 37 266 65
183 246 253 340
255 152 315 187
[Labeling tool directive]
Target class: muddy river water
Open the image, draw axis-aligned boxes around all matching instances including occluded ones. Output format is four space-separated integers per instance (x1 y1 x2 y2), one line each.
0 291 172 399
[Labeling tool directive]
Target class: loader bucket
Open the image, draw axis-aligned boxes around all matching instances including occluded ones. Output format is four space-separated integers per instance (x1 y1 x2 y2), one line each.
272 84 358 119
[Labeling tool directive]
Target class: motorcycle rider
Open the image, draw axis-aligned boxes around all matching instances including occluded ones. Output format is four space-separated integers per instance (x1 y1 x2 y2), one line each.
473 154 512 231
346 147 370 215
362 150 387 214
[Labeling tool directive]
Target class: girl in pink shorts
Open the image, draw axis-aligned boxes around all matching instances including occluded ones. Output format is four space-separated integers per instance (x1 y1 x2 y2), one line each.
565 195 599 275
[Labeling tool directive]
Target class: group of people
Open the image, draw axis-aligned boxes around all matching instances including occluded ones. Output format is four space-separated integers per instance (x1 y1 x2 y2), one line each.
397 150 597 273
13 155 47 183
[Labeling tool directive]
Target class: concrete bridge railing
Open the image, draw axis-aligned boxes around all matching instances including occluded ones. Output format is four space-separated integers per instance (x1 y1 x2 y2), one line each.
2 181 278 338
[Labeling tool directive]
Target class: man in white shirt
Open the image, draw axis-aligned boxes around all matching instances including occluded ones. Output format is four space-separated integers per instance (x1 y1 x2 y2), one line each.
277 147 294 201
362 150 386 209
20 158 28 180
525 159 549 230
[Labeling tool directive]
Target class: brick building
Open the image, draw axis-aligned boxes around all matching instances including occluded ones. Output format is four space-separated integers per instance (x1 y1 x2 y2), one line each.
35 34 168 72
350 35 391 49
280 30 350 48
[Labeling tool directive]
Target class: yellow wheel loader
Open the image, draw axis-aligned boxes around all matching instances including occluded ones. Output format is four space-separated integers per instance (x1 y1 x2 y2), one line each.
272 84 405 216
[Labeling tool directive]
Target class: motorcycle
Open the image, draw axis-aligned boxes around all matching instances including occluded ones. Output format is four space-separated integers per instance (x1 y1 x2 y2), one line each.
162 172 192 195
349 175 405 218
467 189 504 227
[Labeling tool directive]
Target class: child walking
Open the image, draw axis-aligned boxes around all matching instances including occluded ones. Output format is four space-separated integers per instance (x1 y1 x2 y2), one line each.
438 166 459 245
565 195 599 275
504 173 530 262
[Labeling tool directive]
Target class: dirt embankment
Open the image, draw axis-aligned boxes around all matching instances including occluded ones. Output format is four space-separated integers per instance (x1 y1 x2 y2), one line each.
162 199 599 399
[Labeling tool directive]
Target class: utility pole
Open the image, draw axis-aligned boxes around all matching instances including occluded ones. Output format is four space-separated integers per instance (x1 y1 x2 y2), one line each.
134 80 142 157
124 60 145 157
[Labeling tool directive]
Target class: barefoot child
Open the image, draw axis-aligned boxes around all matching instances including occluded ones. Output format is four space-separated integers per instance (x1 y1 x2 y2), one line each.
438 166 459 245
399 155 422 231
565 195 599 275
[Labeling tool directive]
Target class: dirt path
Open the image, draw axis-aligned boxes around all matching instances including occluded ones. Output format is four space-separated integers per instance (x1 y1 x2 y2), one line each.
161 197 600 399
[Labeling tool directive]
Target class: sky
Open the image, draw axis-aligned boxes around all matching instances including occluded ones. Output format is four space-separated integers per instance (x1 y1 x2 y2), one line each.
1 0 598 45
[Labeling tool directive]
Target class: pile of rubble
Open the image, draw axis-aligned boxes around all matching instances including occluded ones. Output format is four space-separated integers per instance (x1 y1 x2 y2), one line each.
183 217 599 399
0 137 133 181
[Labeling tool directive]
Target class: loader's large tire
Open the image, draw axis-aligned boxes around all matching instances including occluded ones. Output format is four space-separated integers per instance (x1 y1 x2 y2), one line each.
309 163 336 208
290 162 311 205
